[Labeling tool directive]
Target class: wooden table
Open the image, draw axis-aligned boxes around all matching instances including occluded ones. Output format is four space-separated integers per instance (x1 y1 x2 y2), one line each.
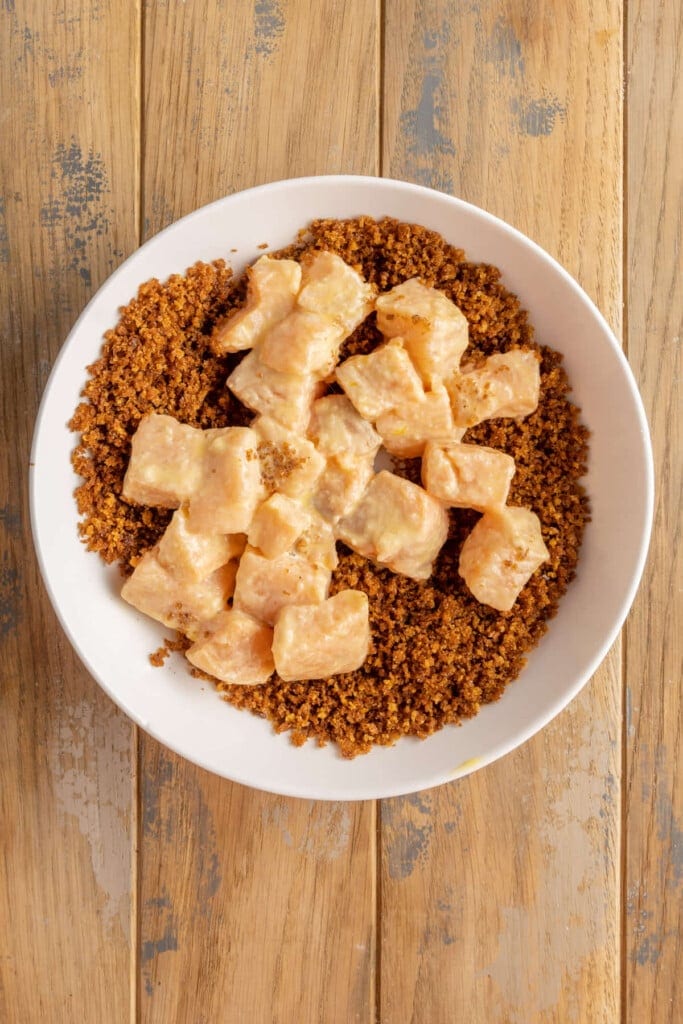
1 2 680 1021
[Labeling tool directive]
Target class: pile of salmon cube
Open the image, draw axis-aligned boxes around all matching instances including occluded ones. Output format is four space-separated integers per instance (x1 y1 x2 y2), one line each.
121 251 548 686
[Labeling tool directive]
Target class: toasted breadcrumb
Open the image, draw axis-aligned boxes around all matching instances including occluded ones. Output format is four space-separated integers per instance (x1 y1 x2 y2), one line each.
70 217 589 757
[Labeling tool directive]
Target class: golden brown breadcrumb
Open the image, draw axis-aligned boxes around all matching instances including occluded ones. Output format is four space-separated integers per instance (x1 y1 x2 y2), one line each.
69 216 589 757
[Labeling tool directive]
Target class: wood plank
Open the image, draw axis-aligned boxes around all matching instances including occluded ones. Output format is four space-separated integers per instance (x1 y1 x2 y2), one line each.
624 1 683 1019
380 2 623 1020
0 1 139 1021
138 2 378 1020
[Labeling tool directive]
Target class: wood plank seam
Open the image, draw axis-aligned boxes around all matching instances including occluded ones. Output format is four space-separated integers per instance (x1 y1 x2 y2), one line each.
620 4 630 1020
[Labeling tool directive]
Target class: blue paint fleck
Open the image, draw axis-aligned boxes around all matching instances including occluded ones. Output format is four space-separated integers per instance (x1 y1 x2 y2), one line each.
142 753 175 840
0 505 21 537
39 139 111 286
510 95 567 136
406 791 432 815
141 922 178 965
0 552 20 638
655 764 683 889
402 73 456 159
0 552 20 640
632 933 661 966
0 196 9 263
254 0 285 57
386 818 434 880
399 19 455 193
484 17 525 78
142 753 222 916
47 60 84 88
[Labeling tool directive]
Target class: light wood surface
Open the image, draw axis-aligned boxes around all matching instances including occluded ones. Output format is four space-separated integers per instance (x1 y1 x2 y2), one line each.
0 1 680 1022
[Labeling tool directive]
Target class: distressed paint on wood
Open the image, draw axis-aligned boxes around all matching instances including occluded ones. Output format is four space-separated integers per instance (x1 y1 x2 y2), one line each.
1 1 681 1020
0 1 139 1021
624 0 683 1020
137 2 378 1020
142 0 377 234
380 1 622 1020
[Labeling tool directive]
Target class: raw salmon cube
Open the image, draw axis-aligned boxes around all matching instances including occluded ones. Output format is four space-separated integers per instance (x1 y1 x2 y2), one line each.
122 414 206 508
259 310 343 378
253 416 326 499
336 339 425 421
375 382 456 457
293 514 339 570
158 507 245 582
297 251 375 333
458 506 549 611
227 350 322 432
187 427 263 535
186 609 274 686
337 470 449 580
312 453 376 522
121 548 235 640
212 256 302 353
376 278 469 383
233 546 331 625
272 590 370 681
248 493 311 559
422 441 515 511
308 394 381 459
447 349 541 427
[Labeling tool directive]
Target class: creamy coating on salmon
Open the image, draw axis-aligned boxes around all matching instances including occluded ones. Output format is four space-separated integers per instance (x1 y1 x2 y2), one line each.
458 507 549 612
375 277 469 384
121 253 548 686
212 256 302 354
375 382 457 458
272 591 370 681
422 441 516 511
187 609 274 685
447 349 541 428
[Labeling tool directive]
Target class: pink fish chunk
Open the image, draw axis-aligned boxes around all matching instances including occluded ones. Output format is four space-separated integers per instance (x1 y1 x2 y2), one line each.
376 278 469 384
187 609 275 685
272 590 370 681
158 507 245 582
308 394 381 460
122 413 207 508
259 310 344 378
227 350 322 433
212 256 301 353
293 514 339 570
297 251 375 333
337 470 449 580
458 506 549 611
187 427 263 535
248 493 311 560
447 349 541 428
233 546 331 626
422 441 515 511
336 339 425 421
121 548 235 640
253 415 326 499
313 453 376 522
375 382 456 457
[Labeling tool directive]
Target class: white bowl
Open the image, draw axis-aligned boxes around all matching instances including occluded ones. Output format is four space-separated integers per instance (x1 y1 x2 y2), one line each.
30 176 653 800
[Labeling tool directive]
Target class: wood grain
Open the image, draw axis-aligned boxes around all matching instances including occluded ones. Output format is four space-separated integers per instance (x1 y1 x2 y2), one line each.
138 2 378 1021
0 1 139 1022
2 1 680 1020
381 1 623 1020
624 0 683 1019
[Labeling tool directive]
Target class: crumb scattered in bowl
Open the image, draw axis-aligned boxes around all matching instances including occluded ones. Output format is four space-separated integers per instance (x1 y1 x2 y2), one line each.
69 216 589 758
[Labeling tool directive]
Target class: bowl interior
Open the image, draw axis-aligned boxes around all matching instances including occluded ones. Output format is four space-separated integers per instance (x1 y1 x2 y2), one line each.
30 176 653 800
